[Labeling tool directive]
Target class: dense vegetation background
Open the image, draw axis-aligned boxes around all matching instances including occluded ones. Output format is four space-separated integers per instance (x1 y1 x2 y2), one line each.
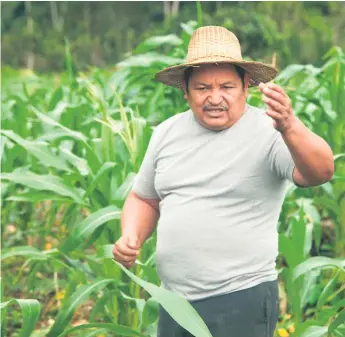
1 2 345 337
2 1 345 71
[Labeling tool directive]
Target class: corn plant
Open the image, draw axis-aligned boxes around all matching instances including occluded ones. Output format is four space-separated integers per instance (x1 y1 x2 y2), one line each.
1 18 345 337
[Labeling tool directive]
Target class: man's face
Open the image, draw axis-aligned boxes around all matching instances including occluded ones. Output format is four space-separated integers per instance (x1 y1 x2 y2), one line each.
183 64 249 131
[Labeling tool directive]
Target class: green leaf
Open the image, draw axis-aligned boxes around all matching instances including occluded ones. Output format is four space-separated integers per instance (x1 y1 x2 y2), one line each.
1 171 85 205
112 172 136 202
293 257 345 281
117 52 185 68
135 34 183 54
83 329 108 337
115 260 213 337
196 1 204 26
333 324 345 337
46 279 114 337
48 86 64 111
142 297 159 328
1 246 47 261
85 162 117 197
59 147 90 176
60 205 121 253
300 326 328 337
329 308 345 333
1 299 41 337
334 153 345 161
7 190 72 203
0 129 70 171
279 234 297 267
58 323 141 337
317 271 340 310
31 328 51 337
31 106 88 144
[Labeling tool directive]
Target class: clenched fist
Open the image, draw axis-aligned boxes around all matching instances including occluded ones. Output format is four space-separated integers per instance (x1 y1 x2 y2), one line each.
113 235 140 269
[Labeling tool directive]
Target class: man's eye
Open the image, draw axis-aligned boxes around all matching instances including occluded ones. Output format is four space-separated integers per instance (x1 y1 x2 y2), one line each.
223 86 234 89
196 87 208 91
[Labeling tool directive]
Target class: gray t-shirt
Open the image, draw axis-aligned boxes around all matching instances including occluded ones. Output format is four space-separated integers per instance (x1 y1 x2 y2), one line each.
132 103 296 301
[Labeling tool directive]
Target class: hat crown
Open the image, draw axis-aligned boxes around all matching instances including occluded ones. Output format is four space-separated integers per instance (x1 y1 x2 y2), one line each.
187 26 242 63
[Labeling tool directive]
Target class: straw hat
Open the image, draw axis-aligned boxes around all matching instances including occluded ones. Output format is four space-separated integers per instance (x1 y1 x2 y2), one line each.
154 26 278 88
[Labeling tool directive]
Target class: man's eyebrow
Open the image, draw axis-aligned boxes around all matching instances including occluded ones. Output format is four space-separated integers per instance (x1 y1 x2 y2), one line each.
193 81 236 86
221 81 236 85
194 82 211 86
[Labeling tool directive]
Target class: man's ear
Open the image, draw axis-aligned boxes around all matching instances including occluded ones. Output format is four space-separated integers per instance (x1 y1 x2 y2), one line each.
181 83 188 100
244 73 250 98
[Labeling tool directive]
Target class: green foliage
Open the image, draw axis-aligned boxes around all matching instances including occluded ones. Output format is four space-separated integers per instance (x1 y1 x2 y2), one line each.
1 16 345 337
1 2 345 71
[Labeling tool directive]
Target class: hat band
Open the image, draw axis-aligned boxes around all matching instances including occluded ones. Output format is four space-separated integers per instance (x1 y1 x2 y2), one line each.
187 54 243 64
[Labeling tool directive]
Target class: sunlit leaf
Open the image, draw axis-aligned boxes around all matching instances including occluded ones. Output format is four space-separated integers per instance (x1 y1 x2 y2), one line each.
293 257 345 281
115 260 213 337
1 130 70 171
1 171 85 205
300 326 328 337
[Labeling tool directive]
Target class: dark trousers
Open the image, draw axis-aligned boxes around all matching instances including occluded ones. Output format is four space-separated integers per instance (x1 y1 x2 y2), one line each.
157 280 279 337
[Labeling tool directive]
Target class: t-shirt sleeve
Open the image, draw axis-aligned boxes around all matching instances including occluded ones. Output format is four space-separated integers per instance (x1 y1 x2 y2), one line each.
131 127 160 199
268 132 296 183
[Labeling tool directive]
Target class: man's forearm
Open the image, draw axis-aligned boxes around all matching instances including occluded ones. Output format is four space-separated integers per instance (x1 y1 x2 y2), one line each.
282 117 334 185
121 192 160 247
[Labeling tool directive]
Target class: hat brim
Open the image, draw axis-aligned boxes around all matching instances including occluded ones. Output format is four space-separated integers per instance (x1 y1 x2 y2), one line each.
154 58 278 89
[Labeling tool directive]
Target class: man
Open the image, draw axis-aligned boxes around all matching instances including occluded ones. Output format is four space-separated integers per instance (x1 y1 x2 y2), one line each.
113 26 334 337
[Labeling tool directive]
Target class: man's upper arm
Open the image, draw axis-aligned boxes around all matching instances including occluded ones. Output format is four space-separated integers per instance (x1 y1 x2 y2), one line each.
131 190 160 214
132 127 160 200
268 132 297 184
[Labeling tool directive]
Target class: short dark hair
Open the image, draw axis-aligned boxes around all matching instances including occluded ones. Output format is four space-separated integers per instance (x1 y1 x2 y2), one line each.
184 64 246 92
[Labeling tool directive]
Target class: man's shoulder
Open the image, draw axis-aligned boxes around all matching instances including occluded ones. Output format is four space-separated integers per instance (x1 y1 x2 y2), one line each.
153 109 191 134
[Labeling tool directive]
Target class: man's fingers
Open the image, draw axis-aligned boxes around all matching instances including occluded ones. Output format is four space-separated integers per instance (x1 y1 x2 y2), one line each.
260 85 286 106
266 109 281 120
260 82 287 96
113 249 138 265
114 240 139 256
263 96 285 113
123 261 135 269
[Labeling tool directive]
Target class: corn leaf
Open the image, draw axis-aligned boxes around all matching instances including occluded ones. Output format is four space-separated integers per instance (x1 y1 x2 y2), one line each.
115 260 213 337
1 171 85 205
1 299 41 337
58 323 141 337
293 257 345 281
329 308 345 333
0 129 71 171
300 326 328 337
46 279 115 337
1 246 47 261
60 205 121 253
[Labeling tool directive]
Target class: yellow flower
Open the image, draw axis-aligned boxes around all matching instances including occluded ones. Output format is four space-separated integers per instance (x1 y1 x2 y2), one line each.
285 313 292 320
56 290 65 300
278 328 289 337
44 242 53 250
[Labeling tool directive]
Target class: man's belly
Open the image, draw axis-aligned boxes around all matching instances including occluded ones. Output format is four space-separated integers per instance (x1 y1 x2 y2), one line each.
155 199 278 300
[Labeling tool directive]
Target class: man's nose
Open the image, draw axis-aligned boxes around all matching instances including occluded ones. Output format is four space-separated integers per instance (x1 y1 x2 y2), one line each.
208 89 223 105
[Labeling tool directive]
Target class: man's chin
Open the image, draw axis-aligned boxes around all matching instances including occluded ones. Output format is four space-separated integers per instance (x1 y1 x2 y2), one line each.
203 117 230 131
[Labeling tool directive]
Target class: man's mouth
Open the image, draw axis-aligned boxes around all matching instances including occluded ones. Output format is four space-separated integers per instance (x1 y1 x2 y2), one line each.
205 109 225 116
